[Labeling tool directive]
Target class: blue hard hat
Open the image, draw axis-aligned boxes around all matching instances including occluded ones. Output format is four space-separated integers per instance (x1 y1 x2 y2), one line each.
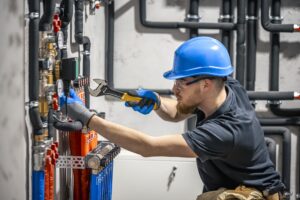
163 37 233 80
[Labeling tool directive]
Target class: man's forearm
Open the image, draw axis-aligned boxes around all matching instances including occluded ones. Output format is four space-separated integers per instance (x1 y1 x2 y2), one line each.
88 115 154 156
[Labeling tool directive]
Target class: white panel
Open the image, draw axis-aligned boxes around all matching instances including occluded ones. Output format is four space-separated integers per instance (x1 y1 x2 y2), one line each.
112 151 203 200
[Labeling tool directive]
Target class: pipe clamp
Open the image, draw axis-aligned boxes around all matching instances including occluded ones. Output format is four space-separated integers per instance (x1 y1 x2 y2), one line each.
267 100 282 105
29 101 39 108
219 15 234 20
270 16 283 22
82 50 90 55
29 12 40 19
185 14 201 22
246 16 258 21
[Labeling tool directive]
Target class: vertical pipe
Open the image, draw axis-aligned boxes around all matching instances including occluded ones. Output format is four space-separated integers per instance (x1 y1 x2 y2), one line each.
90 174 97 200
188 0 199 38
32 171 45 200
269 0 281 91
235 0 246 86
246 0 258 91
221 0 233 59
105 1 115 88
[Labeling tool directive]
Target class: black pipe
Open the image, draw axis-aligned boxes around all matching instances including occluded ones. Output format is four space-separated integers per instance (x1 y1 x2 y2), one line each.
48 108 55 138
74 0 91 108
221 0 233 59
187 0 199 38
267 0 300 117
262 126 291 195
105 1 174 95
264 137 276 165
247 91 296 101
259 117 300 126
60 0 74 59
105 1 115 88
269 103 300 117
246 0 258 91
39 0 56 31
28 0 43 135
61 0 74 29
261 0 295 32
235 0 246 87
139 0 235 30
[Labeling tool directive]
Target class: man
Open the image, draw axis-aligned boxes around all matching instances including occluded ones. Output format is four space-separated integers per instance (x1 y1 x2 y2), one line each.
61 37 285 200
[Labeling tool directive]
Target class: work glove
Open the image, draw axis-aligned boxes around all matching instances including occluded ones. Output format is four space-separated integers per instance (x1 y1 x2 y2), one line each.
59 89 95 126
125 89 161 115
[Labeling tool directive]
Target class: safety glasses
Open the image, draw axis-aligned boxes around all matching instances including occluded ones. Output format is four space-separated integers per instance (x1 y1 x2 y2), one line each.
174 76 215 89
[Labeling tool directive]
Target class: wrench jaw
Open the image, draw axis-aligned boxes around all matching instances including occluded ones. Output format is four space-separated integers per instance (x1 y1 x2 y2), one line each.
88 79 108 97
88 78 124 99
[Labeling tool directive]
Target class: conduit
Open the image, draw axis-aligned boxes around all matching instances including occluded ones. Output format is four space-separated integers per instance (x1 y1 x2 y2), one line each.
262 126 291 195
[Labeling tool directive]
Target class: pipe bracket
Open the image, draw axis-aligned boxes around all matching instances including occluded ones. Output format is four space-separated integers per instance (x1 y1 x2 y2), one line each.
267 100 282 105
82 50 90 55
29 101 39 108
29 12 40 19
270 16 283 22
246 16 258 21
219 15 234 20
185 14 201 22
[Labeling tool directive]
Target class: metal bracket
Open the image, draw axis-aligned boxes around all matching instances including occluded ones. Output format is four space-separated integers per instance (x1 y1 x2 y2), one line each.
219 15 234 20
56 156 86 169
270 16 284 22
246 16 258 21
185 14 201 22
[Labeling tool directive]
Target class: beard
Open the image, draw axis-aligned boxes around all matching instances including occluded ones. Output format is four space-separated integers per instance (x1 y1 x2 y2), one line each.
176 101 197 115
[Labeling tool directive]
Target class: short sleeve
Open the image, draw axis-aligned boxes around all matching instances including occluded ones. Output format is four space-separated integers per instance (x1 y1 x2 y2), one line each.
182 121 235 161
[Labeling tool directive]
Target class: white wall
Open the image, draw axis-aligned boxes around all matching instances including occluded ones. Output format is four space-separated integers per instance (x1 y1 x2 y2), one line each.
0 0 26 199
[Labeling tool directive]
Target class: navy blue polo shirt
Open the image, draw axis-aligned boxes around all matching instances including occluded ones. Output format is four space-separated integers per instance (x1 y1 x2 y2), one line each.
182 77 285 193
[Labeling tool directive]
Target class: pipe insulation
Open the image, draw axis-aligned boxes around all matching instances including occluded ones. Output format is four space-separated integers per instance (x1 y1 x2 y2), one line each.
39 0 56 31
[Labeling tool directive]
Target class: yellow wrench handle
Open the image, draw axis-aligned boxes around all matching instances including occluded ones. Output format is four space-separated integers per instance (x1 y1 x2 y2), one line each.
121 93 158 110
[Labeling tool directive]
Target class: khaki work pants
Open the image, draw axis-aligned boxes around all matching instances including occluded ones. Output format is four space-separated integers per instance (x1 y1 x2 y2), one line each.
196 185 280 200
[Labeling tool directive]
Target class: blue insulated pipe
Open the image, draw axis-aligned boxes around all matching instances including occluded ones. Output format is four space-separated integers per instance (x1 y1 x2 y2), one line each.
32 171 45 200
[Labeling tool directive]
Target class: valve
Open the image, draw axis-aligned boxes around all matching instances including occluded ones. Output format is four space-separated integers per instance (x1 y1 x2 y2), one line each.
52 14 61 33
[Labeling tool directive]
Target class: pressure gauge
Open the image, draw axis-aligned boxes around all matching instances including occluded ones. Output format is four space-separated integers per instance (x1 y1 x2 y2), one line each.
56 79 64 97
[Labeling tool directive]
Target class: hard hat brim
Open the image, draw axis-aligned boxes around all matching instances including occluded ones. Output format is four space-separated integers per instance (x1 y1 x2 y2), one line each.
163 65 234 80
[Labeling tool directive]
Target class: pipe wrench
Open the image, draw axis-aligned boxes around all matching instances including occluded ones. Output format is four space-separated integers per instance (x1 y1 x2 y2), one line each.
88 79 159 110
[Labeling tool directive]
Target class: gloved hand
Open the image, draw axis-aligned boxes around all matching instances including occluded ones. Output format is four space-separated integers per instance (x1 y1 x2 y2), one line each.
125 89 161 115
59 89 95 126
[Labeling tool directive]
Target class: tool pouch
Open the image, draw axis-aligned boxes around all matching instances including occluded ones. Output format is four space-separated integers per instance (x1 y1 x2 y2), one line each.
197 185 266 200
